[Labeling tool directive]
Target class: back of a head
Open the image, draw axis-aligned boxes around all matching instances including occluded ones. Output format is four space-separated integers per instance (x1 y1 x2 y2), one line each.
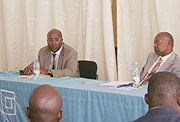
148 72 180 108
26 84 63 122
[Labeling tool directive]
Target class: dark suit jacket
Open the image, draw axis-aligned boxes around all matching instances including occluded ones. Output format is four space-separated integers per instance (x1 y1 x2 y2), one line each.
30 43 80 78
140 52 180 81
133 107 180 122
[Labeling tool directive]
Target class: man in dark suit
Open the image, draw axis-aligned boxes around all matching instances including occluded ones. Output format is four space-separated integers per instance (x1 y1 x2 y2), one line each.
134 72 180 122
25 84 63 122
23 29 80 77
140 32 180 85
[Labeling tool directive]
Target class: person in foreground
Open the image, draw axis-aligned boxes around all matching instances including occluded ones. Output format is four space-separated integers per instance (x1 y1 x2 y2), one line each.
140 32 180 85
134 72 180 122
23 29 80 77
25 84 63 122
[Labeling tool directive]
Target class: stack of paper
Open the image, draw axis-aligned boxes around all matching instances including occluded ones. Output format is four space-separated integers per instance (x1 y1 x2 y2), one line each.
81 81 102 84
18 74 49 79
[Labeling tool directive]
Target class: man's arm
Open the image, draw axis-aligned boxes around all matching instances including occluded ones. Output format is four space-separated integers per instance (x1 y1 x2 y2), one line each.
140 53 153 81
171 55 180 79
23 65 33 75
22 49 42 75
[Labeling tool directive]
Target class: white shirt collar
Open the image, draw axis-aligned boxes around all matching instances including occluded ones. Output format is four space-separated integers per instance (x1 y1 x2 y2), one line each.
49 44 63 70
159 51 173 62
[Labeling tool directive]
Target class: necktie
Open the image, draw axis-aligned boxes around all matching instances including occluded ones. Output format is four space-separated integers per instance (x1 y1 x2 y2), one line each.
52 53 56 70
141 58 162 85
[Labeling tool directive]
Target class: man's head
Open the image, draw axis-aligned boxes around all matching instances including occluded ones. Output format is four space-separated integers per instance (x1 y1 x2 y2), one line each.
47 29 63 53
25 84 63 122
145 72 180 112
153 32 174 56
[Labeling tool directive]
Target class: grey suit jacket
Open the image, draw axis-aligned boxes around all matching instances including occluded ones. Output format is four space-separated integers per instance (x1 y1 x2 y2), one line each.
133 107 180 122
140 52 180 81
30 43 80 78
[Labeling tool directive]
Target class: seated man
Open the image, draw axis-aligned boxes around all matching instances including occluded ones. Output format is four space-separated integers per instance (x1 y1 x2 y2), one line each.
134 72 180 122
140 32 180 85
25 84 63 122
23 29 80 77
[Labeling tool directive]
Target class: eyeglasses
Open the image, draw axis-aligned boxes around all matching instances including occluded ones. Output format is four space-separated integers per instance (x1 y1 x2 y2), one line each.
47 38 61 42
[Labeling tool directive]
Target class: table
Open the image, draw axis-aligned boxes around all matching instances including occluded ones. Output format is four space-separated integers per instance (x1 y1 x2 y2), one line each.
0 71 148 122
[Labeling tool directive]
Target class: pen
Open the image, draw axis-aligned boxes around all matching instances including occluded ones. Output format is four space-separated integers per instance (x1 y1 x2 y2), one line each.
117 83 133 88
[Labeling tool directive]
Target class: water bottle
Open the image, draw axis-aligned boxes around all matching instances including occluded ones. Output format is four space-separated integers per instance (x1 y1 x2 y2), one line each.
33 57 40 80
132 61 140 88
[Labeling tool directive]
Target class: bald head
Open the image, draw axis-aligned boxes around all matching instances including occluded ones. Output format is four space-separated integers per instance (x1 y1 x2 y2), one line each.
47 29 62 38
146 72 180 111
26 85 63 122
156 32 174 45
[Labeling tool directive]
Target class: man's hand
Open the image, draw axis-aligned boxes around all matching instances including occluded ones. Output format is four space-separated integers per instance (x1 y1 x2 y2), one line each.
40 67 49 75
23 66 33 75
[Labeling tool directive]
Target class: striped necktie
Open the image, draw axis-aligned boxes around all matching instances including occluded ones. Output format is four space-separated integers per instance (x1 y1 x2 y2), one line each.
52 53 56 70
141 58 162 85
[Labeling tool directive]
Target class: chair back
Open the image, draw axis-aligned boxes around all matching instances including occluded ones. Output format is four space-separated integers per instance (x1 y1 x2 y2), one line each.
78 60 98 79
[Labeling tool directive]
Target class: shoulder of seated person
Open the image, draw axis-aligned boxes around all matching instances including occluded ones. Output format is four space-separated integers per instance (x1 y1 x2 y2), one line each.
39 46 49 53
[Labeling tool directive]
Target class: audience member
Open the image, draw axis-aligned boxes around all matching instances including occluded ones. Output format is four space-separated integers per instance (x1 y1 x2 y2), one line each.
25 84 63 122
134 72 180 122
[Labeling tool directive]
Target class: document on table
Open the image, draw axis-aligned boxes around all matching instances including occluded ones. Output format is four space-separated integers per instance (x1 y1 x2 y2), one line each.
100 81 135 89
81 81 102 84
18 74 49 79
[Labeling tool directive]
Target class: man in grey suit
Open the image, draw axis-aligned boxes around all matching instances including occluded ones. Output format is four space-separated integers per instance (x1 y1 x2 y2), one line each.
140 32 180 85
23 29 80 77
134 72 180 122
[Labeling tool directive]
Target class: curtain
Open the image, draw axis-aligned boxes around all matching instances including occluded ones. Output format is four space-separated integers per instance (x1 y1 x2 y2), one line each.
0 0 117 81
117 0 180 81
1 0 180 81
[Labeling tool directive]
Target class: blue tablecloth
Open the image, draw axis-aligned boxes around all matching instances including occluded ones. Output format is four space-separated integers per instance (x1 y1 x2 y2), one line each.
0 72 148 122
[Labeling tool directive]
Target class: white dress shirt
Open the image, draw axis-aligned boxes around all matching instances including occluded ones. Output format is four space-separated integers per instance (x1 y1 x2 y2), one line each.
49 45 63 70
